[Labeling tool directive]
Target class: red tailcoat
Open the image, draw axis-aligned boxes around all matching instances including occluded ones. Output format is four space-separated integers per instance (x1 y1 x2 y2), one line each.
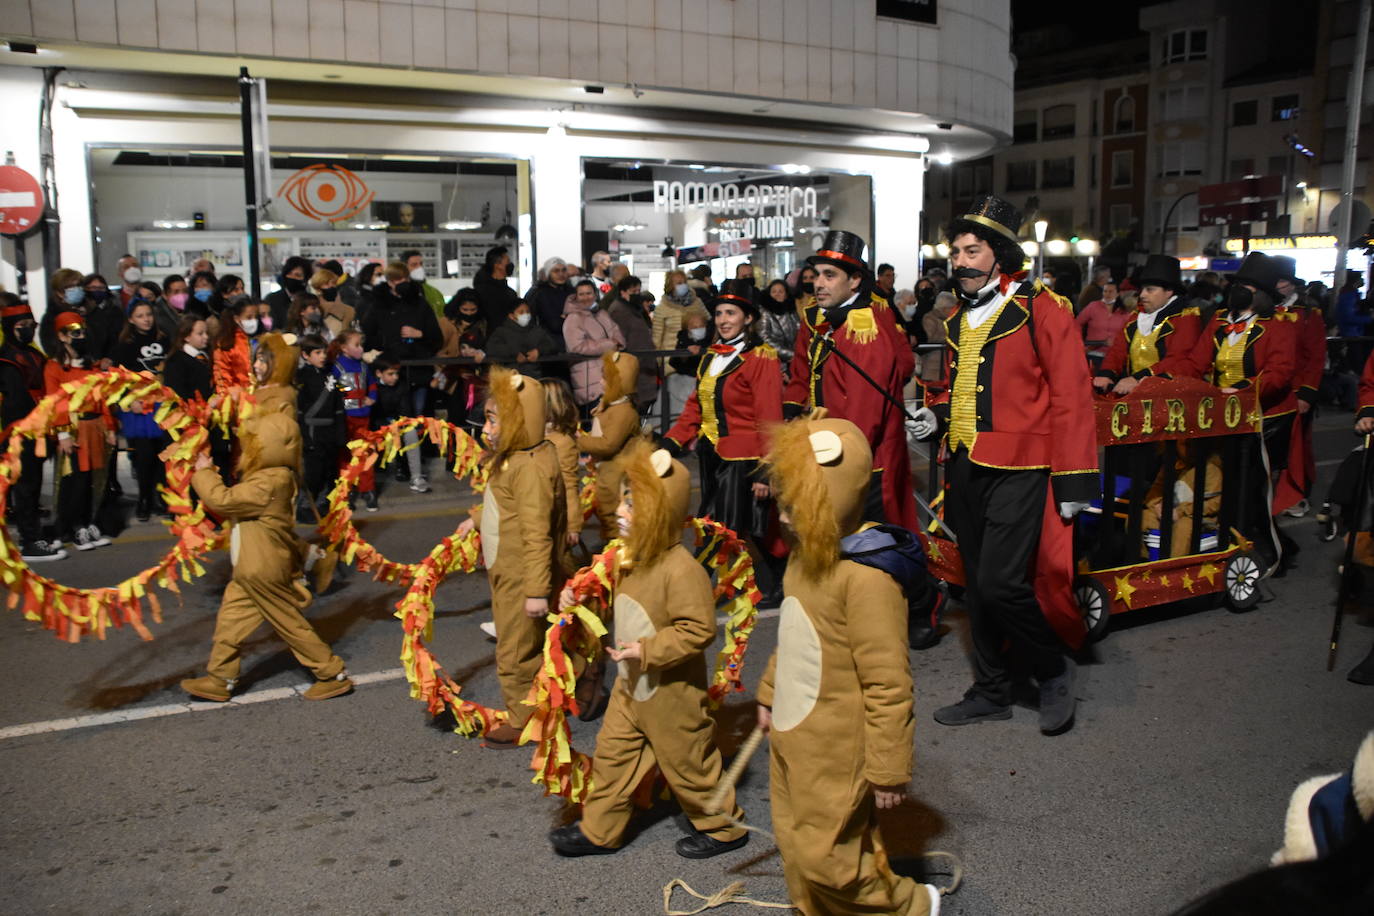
1180 313 1297 417
1097 300 1203 382
785 292 917 530
1274 303 1327 509
1360 349 1374 418
925 280 1099 650
666 342 784 460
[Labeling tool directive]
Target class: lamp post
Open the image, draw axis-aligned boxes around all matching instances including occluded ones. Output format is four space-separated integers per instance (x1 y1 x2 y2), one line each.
1075 237 1100 283
1033 219 1049 278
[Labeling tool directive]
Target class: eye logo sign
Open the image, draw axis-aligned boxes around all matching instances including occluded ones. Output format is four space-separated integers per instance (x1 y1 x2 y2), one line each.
277 164 375 222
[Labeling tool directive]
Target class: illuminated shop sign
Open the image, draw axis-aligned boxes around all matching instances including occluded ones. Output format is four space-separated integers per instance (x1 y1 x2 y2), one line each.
653 180 818 218
713 216 795 241
1222 234 1337 252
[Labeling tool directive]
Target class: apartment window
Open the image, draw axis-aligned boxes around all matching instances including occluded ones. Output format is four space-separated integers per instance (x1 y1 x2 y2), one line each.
1160 141 1204 176
1042 156 1075 189
1113 95 1136 133
1228 157 1256 180
1013 110 1038 143
1109 203 1133 233
1272 93 1300 121
1006 160 1036 192
1111 150 1134 188
1158 197 1199 233
1160 86 1206 121
1042 104 1076 140
1232 99 1258 126
1162 28 1207 64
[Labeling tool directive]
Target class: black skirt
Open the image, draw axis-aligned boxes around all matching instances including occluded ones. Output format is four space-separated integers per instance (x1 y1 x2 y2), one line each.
696 437 771 542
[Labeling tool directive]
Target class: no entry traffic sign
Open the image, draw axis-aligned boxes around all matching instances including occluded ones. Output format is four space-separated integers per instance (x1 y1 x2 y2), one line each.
0 166 45 237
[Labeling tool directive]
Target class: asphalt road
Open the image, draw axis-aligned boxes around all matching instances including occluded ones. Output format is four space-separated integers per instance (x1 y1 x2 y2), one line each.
2 415 1372 916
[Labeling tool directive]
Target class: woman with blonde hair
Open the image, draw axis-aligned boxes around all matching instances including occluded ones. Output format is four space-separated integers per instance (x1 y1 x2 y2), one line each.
309 267 356 337
651 268 709 376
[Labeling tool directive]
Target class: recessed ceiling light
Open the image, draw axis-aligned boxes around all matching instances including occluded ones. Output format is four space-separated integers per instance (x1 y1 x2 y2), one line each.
323 73 342 79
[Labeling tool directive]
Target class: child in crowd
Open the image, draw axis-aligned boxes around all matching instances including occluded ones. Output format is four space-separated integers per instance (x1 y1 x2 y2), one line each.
110 299 170 522
371 357 429 493
296 334 344 521
181 408 353 703
578 351 642 542
542 377 585 550
330 330 378 511
43 311 117 551
550 441 747 860
456 367 568 748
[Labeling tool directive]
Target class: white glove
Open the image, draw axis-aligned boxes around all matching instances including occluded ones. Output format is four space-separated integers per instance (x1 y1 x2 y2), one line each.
905 407 937 443
1059 501 1092 520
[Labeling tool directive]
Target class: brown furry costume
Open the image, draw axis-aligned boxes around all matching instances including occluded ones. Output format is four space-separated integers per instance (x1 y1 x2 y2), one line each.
248 332 300 418
472 368 568 732
577 441 746 848
759 417 929 916
188 410 345 688
578 352 642 541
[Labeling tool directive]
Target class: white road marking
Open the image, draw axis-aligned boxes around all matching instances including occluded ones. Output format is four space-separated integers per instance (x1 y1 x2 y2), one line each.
0 667 407 741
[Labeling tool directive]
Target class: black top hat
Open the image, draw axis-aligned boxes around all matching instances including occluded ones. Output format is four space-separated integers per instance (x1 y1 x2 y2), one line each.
807 230 870 275
1232 251 1284 299
1137 254 1184 293
948 195 1024 248
713 279 760 316
1270 255 1299 284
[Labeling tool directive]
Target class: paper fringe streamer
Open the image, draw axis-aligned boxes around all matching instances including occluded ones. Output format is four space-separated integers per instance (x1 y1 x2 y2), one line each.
521 517 761 802
0 367 245 642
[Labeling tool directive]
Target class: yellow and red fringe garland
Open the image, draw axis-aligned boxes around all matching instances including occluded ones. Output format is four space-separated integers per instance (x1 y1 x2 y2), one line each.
0 368 236 642
522 517 761 803
317 417 486 586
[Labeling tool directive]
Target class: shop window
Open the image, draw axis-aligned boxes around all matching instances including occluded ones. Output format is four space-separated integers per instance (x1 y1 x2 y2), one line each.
1232 99 1258 126
1014 110 1038 143
1113 95 1136 133
1159 141 1204 177
1162 28 1207 64
1042 156 1075 189
1110 203 1133 233
1272 93 1300 121
1006 160 1036 192
1111 150 1134 188
1042 104 1076 140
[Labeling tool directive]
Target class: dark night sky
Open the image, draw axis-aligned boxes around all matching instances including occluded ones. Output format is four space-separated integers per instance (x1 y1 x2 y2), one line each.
1011 0 1149 41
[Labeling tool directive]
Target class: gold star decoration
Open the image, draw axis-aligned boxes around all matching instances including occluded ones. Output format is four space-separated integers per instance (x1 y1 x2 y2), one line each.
926 540 943 562
1198 563 1219 586
1159 574 1171 588
1181 572 1195 591
1114 573 1137 609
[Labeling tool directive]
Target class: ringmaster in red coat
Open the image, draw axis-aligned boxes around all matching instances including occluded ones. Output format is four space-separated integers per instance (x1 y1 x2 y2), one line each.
1093 254 1203 393
784 229 917 531
907 195 1098 735
1271 254 1326 516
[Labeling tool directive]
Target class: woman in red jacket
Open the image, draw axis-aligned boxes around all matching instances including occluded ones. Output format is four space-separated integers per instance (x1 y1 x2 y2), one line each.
43 311 117 551
665 279 786 602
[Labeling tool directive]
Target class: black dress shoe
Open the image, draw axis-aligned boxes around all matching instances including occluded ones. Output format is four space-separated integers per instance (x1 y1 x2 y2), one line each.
675 831 748 859
1038 658 1077 735
549 822 617 857
933 690 1012 726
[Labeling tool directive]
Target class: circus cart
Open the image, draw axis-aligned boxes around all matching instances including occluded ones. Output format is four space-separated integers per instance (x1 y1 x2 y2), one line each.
917 377 1269 643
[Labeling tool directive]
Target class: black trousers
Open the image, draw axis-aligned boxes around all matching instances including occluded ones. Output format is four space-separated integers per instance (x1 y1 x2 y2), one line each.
57 466 94 536
302 443 337 502
129 437 167 505
12 440 45 542
946 452 1067 705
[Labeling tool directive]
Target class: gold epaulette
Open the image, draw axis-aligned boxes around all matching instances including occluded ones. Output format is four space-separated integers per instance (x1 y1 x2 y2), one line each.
843 307 880 344
1180 306 1201 317
1028 280 1075 313
868 292 890 311
751 343 778 360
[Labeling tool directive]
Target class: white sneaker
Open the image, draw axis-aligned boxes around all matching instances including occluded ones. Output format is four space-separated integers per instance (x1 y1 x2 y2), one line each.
85 525 111 547
1283 498 1310 518
409 476 431 494
479 621 497 640
73 528 96 551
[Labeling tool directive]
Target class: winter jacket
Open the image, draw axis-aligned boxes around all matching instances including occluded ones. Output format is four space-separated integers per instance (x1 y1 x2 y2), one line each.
562 295 625 405
84 300 126 364
0 341 45 426
371 379 411 427
759 304 801 367
213 327 254 392
669 327 707 377
296 363 345 450
484 318 561 380
163 347 213 403
361 283 442 387
605 297 659 406
651 294 710 375
1337 290 1371 338
473 268 522 328
524 281 574 340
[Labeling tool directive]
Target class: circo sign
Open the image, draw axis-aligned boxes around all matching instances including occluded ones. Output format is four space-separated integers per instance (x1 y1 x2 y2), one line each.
0 165 45 238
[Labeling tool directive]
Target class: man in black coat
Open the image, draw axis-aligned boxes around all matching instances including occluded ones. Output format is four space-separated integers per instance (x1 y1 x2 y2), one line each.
473 245 522 328
266 256 312 330
361 262 443 417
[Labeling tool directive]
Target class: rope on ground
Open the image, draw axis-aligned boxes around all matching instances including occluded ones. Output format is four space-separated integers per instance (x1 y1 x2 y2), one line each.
662 879 793 914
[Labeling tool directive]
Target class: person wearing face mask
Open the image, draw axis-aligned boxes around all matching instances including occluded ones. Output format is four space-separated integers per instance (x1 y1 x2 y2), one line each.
563 278 627 410
399 249 447 321
266 256 311 330
910 196 1097 734
1093 255 1203 396
667 312 710 417
0 295 65 562
286 293 332 344
651 269 710 381
213 299 261 393
111 301 171 521
80 273 123 366
350 262 381 328
524 256 575 342
1177 251 1298 574
472 245 522 328
433 290 488 417
361 261 443 422
43 312 118 552
484 300 561 381
605 275 659 411
116 254 143 309
759 279 801 373
1075 279 1134 370
309 268 356 338
183 270 220 321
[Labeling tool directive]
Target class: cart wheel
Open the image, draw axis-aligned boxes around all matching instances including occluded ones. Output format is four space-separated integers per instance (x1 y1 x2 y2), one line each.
1224 551 1263 611
1075 576 1112 642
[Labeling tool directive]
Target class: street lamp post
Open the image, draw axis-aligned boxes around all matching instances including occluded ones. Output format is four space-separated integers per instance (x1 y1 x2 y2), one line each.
1034 219 1049 279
